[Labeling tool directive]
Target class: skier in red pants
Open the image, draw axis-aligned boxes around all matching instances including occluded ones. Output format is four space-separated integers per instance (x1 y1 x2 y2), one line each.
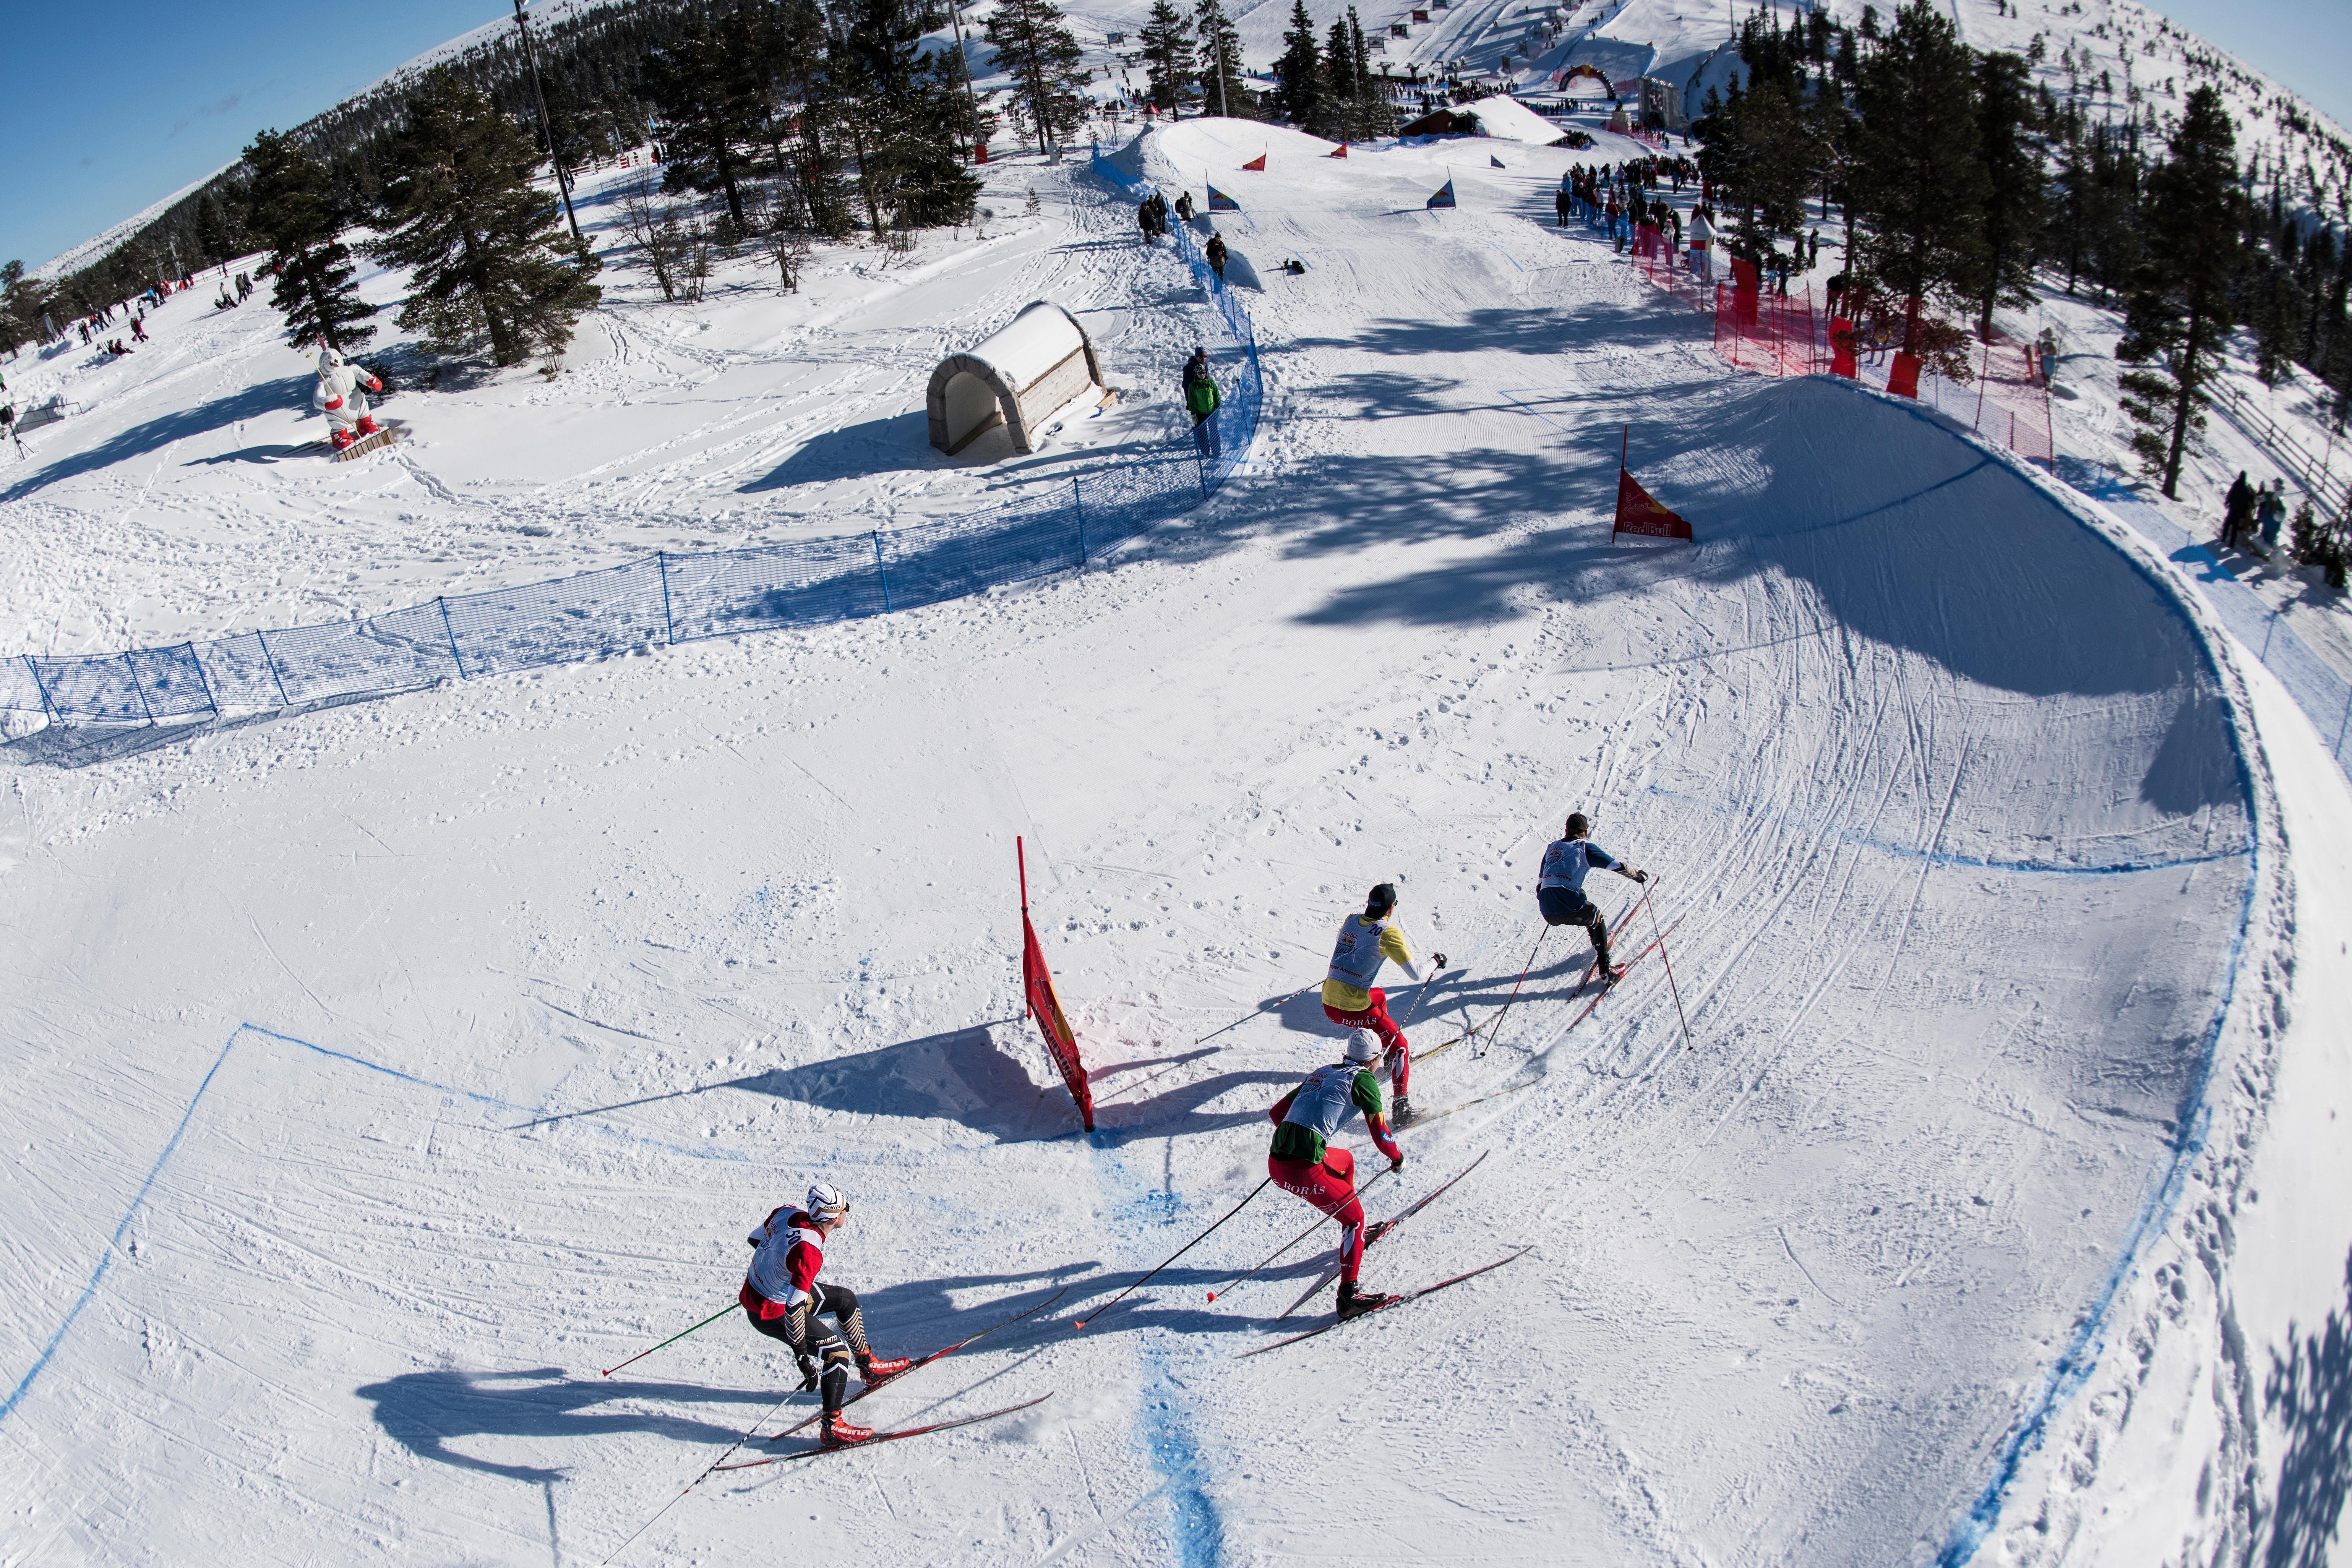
740 1183 911 1446
1268 1031 1407 1318
1320 882 1443 1125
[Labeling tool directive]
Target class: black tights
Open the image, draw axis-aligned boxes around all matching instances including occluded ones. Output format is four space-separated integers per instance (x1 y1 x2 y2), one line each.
746 1281 871 1411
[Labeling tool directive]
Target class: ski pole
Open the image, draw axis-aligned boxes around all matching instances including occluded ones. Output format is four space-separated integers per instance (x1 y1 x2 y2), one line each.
1646 878 1694 1050
1193 985 1317 1047
1074 1179 1270 1330
600 1302 738 1378
1471 927 1550 1059
1205 1165 1400 1302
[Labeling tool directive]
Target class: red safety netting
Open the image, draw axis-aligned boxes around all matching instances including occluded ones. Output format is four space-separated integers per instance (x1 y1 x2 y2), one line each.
1713 276 1819 378
1018 837 1093 1131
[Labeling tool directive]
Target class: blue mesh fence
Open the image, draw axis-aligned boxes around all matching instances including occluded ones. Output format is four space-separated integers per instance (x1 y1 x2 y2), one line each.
8 143 1263 732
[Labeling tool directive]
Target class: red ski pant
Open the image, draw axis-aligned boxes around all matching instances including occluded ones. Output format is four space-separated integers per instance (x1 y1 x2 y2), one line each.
1322 987 1411 1099
1268 1146 1367 1283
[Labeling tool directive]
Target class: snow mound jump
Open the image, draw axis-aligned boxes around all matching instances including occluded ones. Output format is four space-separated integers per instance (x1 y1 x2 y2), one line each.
927 301 1106 457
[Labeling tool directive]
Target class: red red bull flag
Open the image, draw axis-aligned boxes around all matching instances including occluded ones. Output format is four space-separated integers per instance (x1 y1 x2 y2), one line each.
1611 426 1693 543
1427 177 1457 209
1328 142 1348 158
1018 837 1094 1131
1241 151 1267 170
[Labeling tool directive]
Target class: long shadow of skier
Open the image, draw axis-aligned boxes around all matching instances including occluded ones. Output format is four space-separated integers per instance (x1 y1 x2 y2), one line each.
353 1369 783 1482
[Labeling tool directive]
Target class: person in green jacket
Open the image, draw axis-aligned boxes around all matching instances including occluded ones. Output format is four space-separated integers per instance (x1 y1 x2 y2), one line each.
1183 348 1221 456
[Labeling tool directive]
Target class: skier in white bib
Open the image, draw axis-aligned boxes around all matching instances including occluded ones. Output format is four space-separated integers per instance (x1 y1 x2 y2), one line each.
740 1182 912 1446
1536 812 1647 986
311 341 383 452
1267 1031 1406 1318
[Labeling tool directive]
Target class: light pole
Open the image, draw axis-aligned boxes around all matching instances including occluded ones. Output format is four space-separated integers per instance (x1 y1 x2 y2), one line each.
950 0 985 154
511 0 586 248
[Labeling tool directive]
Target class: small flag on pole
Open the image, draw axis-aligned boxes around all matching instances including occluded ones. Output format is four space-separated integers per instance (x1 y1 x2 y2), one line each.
1019 837 1094 1132
1490 153 1506 168
1426 177 1457 209
1207 184 1240 211
1611 425 1693 543
1241 150 1267 170
1328 142 1348 158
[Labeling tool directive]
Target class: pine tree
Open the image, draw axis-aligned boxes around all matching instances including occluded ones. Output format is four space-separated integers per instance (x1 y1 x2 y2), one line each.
374 69 602 366
984 0 1089 161
1324 16 1358 139
1140 0 1197 120
1844 0 1987 357
1967 50 2045 338
243 128 379 354
1348 11 1392 135
1274 0 1324 131
644 11 768 230
834 0 982 237
2115 85 2243 497
1194 0 1254 119
0 261 48 355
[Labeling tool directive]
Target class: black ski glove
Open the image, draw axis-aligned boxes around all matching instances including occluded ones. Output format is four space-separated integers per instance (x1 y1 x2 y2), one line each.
1631 868 1650 884
796 1355 822 1392
1389 1153 1407 1173
1431 952 1448 970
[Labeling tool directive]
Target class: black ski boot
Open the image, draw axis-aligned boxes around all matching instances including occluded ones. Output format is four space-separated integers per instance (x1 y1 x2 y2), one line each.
1337 1279 1393 1319
1390 1094 1416 1127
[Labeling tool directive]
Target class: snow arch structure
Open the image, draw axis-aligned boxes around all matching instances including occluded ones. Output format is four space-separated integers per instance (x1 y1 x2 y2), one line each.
926 300 1105 457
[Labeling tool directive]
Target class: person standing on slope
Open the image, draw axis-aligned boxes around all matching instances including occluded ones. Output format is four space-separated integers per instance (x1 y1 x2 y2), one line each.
1536 812 1647 987
740 1183 912 1447
1322 882 1443 1125
1268 1031 1407 1318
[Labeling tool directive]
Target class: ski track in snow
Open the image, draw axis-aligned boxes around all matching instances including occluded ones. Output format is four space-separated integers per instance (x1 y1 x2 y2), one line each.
0 115 2339 1568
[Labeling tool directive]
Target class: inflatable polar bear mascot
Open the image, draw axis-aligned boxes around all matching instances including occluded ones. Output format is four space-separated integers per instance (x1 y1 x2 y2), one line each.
311 341 383 449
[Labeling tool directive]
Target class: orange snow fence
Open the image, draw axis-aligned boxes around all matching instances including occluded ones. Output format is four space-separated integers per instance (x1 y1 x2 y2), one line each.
1019 837 1093 1131
1612 426 1693 544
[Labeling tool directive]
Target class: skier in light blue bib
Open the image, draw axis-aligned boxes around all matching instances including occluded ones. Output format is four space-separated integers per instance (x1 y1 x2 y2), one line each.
1536 812 1648 986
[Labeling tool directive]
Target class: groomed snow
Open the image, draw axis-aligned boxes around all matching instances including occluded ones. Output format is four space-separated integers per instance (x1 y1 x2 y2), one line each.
0 117 2342 1568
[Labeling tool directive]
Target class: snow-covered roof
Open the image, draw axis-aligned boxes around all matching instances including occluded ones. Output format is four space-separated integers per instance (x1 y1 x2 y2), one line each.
968 302 1090 390
1463 95 1572 144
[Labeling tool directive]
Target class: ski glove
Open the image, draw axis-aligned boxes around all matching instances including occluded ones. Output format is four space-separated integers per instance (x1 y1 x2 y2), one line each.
1390 1153 1407 1173
1431 952 1447 969
796 1355 822 1393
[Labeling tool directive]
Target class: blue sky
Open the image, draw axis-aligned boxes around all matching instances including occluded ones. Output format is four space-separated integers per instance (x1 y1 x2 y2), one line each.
2 0 2348 275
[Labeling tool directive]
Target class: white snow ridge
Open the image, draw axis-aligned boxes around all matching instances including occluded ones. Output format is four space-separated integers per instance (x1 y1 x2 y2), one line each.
2 115 2348 1568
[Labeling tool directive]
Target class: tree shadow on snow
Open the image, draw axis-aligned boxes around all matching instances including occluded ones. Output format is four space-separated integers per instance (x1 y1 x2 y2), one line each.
2 376 310 501
2263 1246 2352 1568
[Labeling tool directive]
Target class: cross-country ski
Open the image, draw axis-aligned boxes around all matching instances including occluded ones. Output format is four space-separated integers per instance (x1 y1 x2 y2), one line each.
710 1394 1056 1470
1242 1250 1536 1357
3 8 2339 1563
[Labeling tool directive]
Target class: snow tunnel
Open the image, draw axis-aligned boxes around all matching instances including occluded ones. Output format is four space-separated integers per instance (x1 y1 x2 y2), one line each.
925 300 1105 457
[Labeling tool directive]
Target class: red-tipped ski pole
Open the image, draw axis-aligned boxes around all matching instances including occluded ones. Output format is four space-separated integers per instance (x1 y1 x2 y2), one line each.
1074 1179 1269 1330
600 1302 737 1378
1205 1165 1399 1303
1646 878 1693 1049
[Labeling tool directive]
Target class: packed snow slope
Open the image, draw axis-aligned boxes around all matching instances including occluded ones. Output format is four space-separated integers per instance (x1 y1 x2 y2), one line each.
0 121 2310 1568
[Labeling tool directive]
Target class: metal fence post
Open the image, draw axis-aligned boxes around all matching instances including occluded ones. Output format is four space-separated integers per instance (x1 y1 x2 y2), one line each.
24 654 58 726
2337 683 2351 757
873 531 893 613
185 641 221 719
2260 611 2276 663
437 597 466 678
657 551 677 644
1073 477 1087 559
255 628 292 708
125 653 158 727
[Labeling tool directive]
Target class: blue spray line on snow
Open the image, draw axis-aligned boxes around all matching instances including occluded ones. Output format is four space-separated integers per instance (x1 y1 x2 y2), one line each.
1088 1128 1228 1568
0 1031 239 1429
1916 390 2267 1565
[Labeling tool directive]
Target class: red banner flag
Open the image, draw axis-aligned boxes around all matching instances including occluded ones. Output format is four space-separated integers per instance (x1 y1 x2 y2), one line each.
1328 142 1348 158
1241 152 1267 170
1612 425 1693 543
1887 350 1922 399
1019 838 1093 1131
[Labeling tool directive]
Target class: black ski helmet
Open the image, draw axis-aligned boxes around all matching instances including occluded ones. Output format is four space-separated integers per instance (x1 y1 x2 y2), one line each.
1564 812 1590 838
1366 882 1398 916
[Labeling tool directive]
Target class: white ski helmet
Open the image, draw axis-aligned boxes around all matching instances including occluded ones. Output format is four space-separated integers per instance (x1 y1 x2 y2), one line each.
1344 1030 1382 1065
805 1181 850 1224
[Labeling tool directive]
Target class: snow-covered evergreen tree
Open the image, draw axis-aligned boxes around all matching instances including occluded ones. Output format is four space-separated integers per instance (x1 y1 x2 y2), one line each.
983 0 1088 161
1140 0 1198 121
